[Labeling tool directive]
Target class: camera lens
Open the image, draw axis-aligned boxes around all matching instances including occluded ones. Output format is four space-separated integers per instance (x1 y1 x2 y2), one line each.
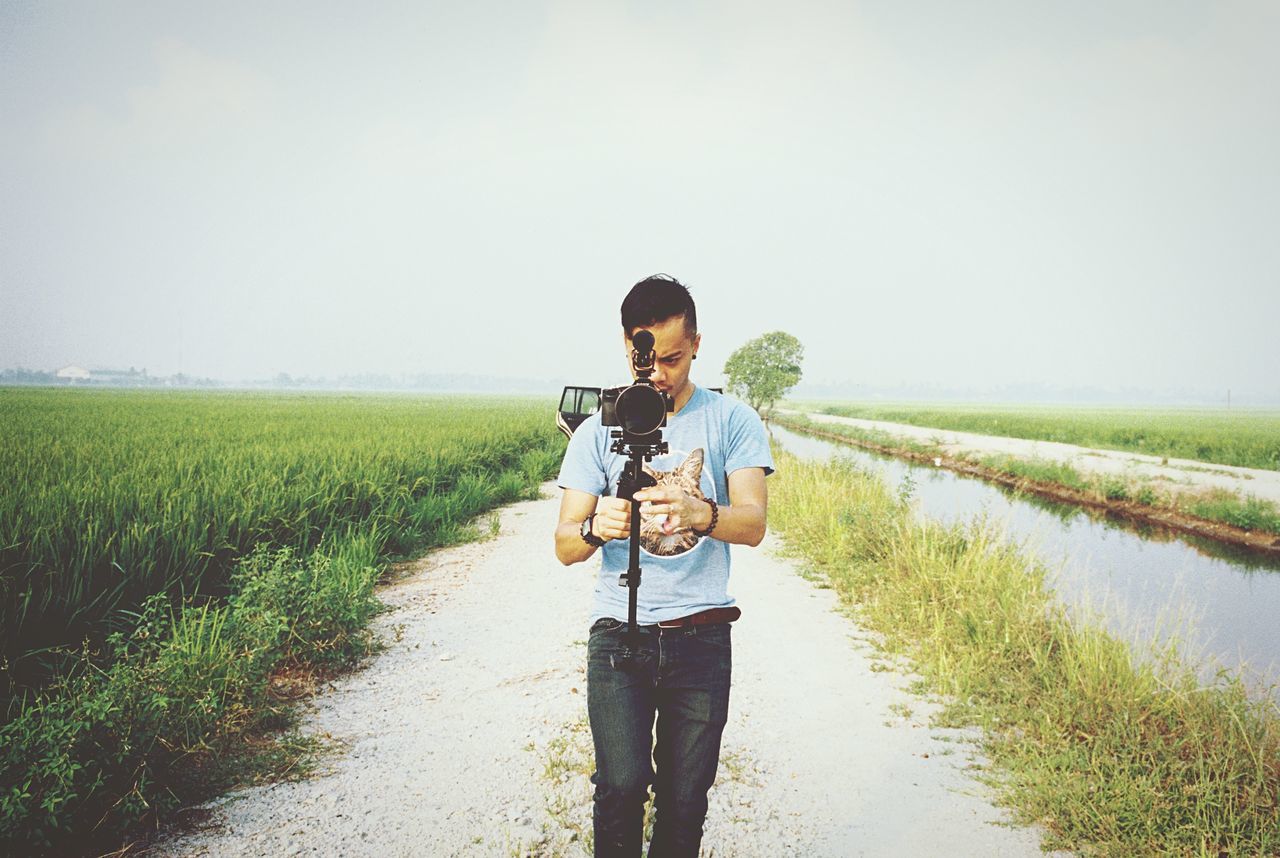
616 384 666 435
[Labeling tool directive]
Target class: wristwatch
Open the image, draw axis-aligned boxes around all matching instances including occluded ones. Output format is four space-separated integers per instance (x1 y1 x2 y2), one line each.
580 513 606 548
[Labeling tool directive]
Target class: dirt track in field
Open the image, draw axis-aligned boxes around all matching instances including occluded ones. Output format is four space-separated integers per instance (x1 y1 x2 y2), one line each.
150 484 1062 857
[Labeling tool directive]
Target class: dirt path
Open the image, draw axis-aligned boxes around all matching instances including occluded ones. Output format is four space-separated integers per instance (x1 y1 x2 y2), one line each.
153 486 1058 857
786 410 1280 506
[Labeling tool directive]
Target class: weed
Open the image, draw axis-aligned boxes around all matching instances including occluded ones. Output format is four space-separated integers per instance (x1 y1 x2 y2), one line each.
1187 492 1280 533
887 701 914 720
1100 476 1130 501
896 472 917 505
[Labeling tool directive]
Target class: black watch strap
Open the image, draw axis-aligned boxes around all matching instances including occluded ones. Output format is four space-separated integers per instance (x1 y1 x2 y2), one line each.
581 513 605 547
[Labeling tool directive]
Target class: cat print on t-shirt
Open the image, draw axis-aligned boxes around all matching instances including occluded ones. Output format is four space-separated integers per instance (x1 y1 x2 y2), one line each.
639 448 711 557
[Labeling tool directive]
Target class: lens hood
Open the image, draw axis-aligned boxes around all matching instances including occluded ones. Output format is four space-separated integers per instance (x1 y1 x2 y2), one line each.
615 383 667 436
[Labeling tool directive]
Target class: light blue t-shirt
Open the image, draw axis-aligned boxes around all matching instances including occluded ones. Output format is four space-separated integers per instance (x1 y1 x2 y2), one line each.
557 385 775 625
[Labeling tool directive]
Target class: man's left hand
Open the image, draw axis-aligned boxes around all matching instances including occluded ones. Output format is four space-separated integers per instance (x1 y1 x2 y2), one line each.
633 487 712 535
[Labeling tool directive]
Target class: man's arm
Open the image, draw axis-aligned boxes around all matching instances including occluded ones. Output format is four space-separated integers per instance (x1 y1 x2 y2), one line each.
556 487 641 565
556 488 601 566
715 466 768 547
632 466 768 548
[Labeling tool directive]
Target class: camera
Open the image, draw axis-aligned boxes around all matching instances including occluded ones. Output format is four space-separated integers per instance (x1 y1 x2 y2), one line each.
600 330 674 439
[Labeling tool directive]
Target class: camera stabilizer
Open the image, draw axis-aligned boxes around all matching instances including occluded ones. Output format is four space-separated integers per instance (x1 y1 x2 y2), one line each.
601 329 674 673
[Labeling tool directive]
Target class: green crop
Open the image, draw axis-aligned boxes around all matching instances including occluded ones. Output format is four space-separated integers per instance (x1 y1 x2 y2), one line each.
0 388 566 853
0 389 564 700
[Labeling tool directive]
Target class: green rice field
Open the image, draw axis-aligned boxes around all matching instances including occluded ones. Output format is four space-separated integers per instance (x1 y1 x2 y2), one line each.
0 388 564 699
789 401 1280 471
2 388 565 852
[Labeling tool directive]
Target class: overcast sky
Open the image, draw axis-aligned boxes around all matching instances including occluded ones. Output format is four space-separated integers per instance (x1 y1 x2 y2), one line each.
2 1 1277 401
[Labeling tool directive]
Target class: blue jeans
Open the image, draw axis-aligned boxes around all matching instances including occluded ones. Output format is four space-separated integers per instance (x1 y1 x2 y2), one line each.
586 617 733 858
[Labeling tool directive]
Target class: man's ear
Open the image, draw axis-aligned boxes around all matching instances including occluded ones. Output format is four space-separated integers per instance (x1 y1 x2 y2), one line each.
692 332 702 357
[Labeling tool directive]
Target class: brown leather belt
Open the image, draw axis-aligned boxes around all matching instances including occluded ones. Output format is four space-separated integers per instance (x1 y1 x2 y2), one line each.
657 606 741 628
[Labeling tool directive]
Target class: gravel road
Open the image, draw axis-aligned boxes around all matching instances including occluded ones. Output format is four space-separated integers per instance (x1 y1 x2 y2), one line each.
152 484 1058 857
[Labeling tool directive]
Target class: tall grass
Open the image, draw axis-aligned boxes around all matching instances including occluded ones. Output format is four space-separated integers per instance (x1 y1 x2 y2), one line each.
1 389 564 854
770 448 1280 855
0 540 386 854
792 400 1280 471
0 389 563 697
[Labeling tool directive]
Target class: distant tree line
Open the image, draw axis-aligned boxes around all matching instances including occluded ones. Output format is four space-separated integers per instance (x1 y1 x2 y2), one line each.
0 367 221 388
0 367 58 385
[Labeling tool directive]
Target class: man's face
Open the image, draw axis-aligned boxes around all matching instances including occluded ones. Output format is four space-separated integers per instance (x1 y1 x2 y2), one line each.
622 315 701 399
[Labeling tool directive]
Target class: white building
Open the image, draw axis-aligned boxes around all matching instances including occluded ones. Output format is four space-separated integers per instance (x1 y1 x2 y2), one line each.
56 365 90 381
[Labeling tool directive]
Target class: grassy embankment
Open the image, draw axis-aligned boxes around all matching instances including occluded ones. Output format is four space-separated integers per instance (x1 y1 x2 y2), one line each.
791 401 1280 471
0 389 564 855
770 447 1279 855
775 408 1280 539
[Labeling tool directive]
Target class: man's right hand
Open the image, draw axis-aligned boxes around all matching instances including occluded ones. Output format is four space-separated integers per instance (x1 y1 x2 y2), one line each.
593 496 632 541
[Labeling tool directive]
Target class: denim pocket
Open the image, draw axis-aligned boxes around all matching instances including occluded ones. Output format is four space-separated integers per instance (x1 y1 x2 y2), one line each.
694 623 732 650
589 617 625 637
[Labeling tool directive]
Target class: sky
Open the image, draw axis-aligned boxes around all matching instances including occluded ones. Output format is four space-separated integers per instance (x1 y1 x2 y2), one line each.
2 1 1278 402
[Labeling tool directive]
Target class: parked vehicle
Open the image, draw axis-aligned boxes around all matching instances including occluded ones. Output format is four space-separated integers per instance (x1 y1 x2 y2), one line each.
556 386 601 438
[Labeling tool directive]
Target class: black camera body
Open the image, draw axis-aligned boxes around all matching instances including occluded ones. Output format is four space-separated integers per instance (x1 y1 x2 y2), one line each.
600 330 674 441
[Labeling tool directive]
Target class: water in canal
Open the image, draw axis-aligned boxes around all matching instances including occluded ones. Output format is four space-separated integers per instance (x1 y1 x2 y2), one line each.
770 424 1280 700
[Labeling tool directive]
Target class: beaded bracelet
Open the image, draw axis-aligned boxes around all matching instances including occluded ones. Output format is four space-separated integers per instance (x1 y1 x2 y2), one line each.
692 498 719 538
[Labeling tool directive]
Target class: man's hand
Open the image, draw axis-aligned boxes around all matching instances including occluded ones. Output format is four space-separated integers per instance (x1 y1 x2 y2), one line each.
632 486 711 535
593 495 633 541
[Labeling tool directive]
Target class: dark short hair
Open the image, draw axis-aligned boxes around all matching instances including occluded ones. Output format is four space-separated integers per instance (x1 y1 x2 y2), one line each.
620 274 697 338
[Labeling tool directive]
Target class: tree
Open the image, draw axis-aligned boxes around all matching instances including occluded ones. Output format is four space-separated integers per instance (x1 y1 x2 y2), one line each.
722 331 804 417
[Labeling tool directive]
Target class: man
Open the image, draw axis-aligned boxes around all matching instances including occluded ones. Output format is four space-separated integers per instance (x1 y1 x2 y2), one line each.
554 274 774 857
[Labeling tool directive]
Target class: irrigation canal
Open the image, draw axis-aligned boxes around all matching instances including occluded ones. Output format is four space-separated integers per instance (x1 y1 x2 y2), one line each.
770 424 1280 702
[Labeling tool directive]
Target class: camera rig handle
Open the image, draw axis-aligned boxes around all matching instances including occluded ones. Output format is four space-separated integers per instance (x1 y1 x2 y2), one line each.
608 431 667 674
615 459 656 588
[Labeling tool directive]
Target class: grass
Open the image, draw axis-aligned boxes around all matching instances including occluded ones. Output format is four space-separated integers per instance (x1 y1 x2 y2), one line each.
541 715 599 856
789 400 1280 472
769 446 1280 855
1 540 384 854
776 413 1280 538
984 454 1280 536
1185 491 1280 535
540 714 657 856
980 454 1092 492
0 389 564 855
